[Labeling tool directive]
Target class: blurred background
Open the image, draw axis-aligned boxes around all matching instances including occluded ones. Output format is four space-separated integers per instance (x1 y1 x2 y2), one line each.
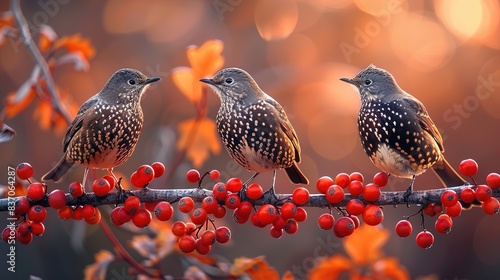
1 0 499 279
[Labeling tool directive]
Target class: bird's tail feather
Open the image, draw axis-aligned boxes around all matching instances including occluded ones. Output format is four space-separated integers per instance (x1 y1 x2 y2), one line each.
285 162 309 185
432 157 466 187
41 156 74 182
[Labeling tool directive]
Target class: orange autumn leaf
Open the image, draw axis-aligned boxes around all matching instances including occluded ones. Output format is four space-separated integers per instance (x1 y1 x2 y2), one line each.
38 25 58 53
371 257 410 280
83 250 114 280
171 67 203 104
308 255 352 280
4 88 36 118
343 224 390 266
55 34 95 60
176 117 221 168
33 89 78 134
230 256 280 280
282 271 295 280
187 40 224 77
0 12 13 27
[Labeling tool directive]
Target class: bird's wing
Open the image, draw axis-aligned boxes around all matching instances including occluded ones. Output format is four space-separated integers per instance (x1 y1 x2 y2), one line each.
404 97 445 152
63 97 98 152
264 98 302 162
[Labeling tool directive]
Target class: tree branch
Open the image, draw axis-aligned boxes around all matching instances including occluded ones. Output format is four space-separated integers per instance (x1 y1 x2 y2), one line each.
1 184 497 211
10 0 72 124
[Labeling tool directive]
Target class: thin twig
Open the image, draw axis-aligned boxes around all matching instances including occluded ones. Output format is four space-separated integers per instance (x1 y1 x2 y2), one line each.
10 0 72 124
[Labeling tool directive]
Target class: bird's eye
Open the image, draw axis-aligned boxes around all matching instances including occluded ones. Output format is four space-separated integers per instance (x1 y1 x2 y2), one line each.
224 77 234 84
128 79 136 85
364 79 372 86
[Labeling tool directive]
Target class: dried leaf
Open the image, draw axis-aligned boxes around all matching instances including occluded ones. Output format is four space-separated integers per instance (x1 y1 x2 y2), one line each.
171 67 202 104
176 117 221 168
0 123 16 144
0 12 14 46
187 40 224 77
371 257 410 280
33 88 78 133
57 52 90 71
55 34 95 60
4 88 36 118
184 266 209 280
282 271 295 280
84 250 114 280
127 222 176 267
230 256 279 280
343 224 389 266
38 25 57 52
308 255 352 280
128 235 156 260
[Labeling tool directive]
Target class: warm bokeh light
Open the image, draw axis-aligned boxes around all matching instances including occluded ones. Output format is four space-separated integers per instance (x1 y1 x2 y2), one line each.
254 0 298 41
389 13 455 72
435 0 486 41
478 56 500 119
266 33 318 69
301 0 353 11
353 0 409 16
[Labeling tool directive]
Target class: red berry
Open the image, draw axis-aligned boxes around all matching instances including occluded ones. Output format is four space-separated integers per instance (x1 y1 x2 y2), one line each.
132 209 152 228
17 231 33 245
362 183 381 202
459 159 478 177
195 238 212 255
110 207 132 226
460 187 476 204
200 230 217 246
151 162 166 178
280 202 297 219
154 202 174 221
58 206 73 220
416 230 434 249
178 197 195 213
186 169 200 183
346 199 365 216
178 235 196 253
15 197 30 215
257 204 278 225
28 205 47 223
482 197 500 215
475 185 492 202
318 213 335 230
85 208 102 225
2 227 14 243
350 215 360 229
144 201 158 212
137 165 155 186
124 196 141 214
348 180 364 197
435 214 453 234
212 182 227 200
316 176 334 194
190 208 208 225
334 217 355 238
186 222 197 235
440 190 458 207
102 175 116 190
215 226 231 243
246 183 263 200
373 172 389 187
93 178 111 197
423 203 437 217
486 173 500 190
233 208 250 224
209 170 220 181
16 162 34 180
325 185 345 204
30 222 45 236
237 201 253 217
213 205 227 218
284 219 299 234
433 204 443 215
349 172 364 183
251 213 266 228
73 206 84 220
445 202 462 218
335 173 350 189
18 220 32 236
27 182 46 201
292 187 310 205
273 214 288 229
270 226 284 238
172 221 188 237
202 196 219 214
362 205 384 226
130 172 142 188
294 207 307 222
225 193 241 209
82 204 97 220
68 182 84 198
395 220 412 238
226 178 243 193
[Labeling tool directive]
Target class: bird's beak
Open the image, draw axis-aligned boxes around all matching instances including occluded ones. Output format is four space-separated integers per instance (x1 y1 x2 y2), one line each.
199 78 216 86
144 77 161 85
339 77 356 85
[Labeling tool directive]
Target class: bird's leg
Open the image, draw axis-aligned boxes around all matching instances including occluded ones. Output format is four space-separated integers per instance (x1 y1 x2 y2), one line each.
403 175 416 206
107 168 120 189
82 167 90 192
265 170 279 202
243 172 260 187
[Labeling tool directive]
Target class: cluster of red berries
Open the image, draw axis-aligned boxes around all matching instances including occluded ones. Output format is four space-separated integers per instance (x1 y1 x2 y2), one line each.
315 172 386 237
394 159 500 249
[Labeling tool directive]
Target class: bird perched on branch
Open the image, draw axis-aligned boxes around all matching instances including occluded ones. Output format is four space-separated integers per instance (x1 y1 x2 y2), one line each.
42 68 160 185
200 68 309 188
340 64 466 198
